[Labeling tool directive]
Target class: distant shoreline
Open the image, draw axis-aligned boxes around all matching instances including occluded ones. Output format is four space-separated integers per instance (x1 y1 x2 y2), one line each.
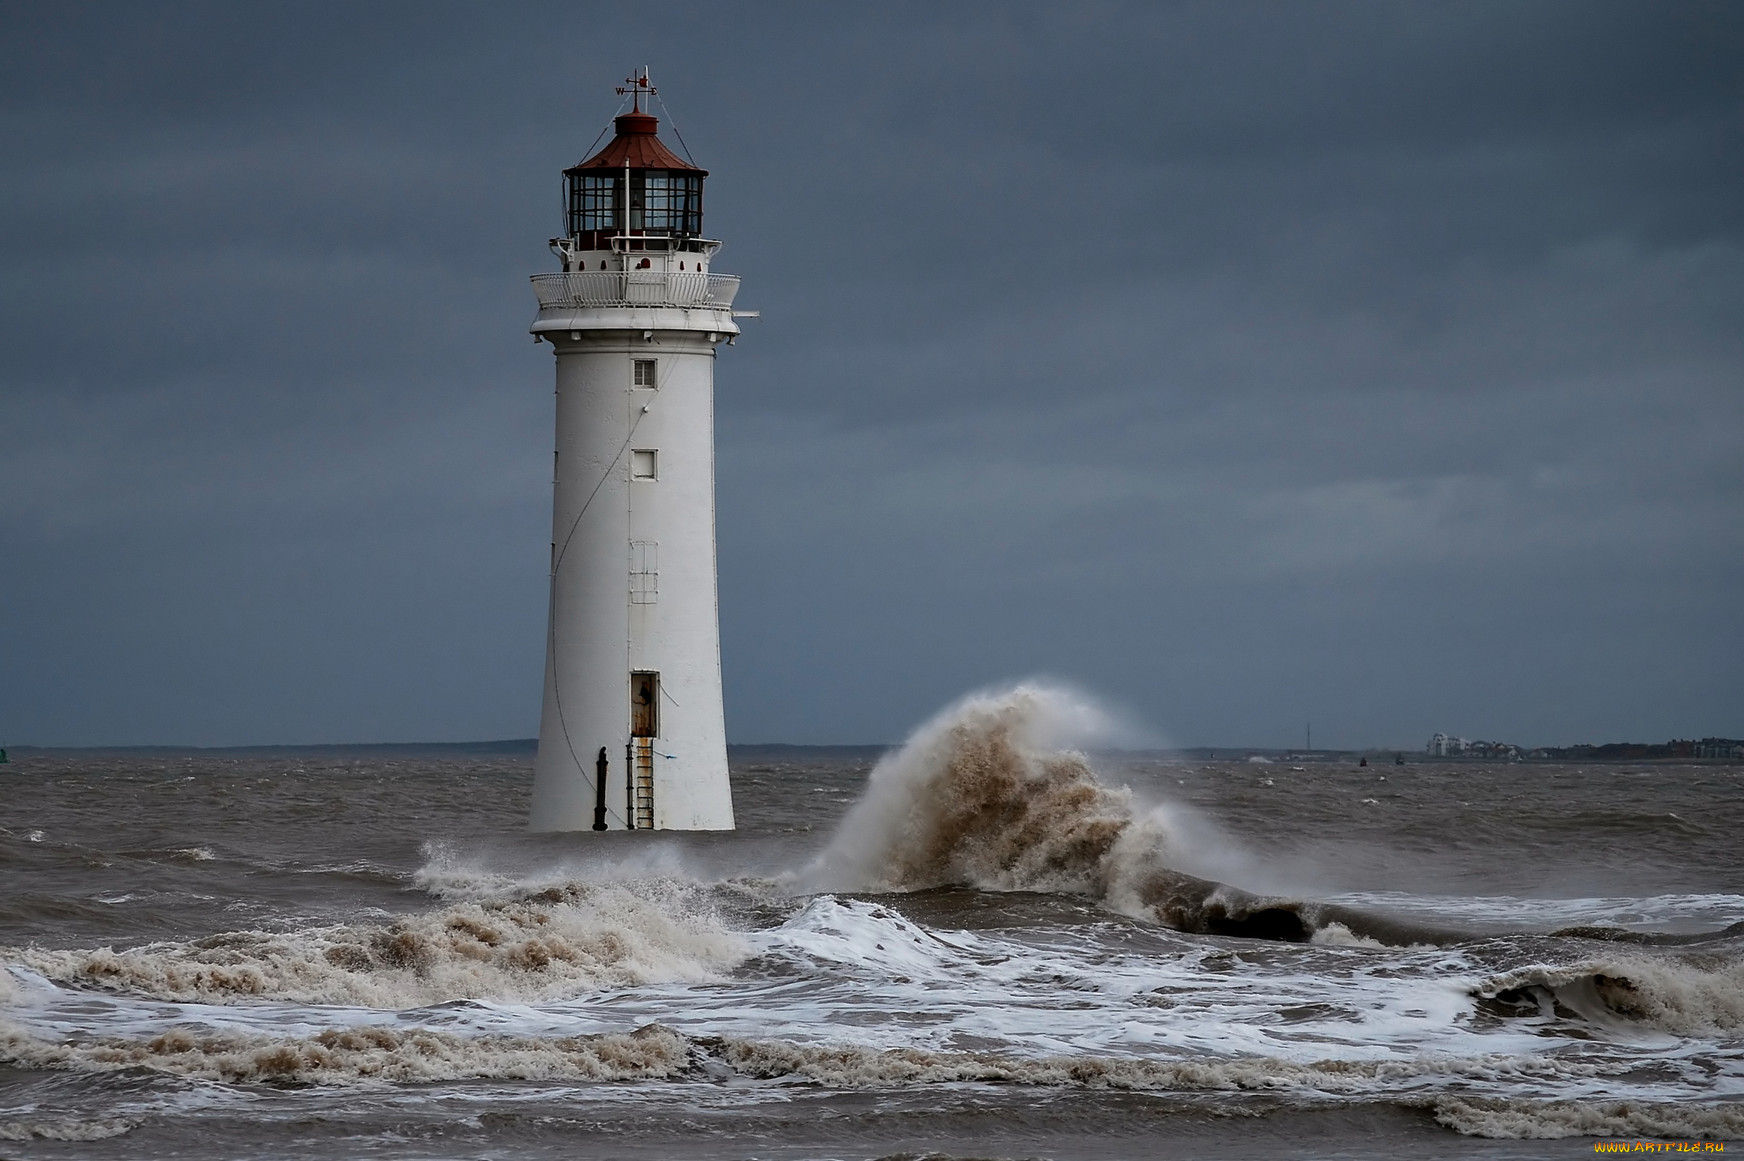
3 741 1736 764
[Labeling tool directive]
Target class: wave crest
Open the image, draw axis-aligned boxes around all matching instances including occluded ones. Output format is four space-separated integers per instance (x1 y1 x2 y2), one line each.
5 880 746 1008
2 1016 1593 1097
1435 1096 1744 1140
805 684 1133 895
1 1018 691 1085
9 1014 1727 1140
803 684 1320 942
1474 956 1744 1035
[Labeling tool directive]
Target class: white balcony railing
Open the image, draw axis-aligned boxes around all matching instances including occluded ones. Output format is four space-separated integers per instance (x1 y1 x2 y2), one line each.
531 271 740 312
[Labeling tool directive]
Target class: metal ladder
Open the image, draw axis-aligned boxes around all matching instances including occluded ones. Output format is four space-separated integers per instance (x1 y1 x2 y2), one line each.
631 739 655 829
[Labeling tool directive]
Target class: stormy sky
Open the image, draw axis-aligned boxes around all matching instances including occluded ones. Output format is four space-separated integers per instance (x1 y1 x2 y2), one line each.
2 2 1740 750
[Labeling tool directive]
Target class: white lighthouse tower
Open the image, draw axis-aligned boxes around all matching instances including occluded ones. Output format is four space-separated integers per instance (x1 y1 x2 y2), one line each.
527 73 744 831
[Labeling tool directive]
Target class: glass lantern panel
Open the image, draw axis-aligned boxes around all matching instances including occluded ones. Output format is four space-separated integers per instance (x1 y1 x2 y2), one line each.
569 173 619 234
635 172 702 235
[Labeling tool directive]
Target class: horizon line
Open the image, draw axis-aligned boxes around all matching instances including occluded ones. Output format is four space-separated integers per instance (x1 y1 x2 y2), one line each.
6 739 1732 758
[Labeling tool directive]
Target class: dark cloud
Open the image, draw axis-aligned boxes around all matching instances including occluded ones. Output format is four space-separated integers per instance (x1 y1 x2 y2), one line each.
1 2 1739 748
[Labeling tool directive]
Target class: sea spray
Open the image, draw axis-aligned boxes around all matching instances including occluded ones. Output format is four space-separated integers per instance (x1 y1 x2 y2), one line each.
805 684 1132 894
801 683 1321 940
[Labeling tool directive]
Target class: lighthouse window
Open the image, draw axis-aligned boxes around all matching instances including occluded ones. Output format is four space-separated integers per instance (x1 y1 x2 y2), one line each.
636 171 703 236
633 359 656 387
631 449 658 480
567 173 619 234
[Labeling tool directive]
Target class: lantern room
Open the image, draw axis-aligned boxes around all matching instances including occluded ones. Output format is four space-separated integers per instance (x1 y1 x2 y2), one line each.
552 76 712 272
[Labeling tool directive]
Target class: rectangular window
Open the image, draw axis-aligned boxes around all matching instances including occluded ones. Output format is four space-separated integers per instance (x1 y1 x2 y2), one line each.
630 449 657 480
569 173 619 233
675 173 701 235
643 172 672 231
631 171 701 235
629 539 657 604
633 359 656 387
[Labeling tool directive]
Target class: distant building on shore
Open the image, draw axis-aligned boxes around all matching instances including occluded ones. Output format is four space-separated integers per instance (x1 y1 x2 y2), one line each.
1525 738 1744 760
1426 735 1744 761
1426 733 1522 759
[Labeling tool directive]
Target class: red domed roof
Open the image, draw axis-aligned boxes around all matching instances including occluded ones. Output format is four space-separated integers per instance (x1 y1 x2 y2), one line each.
565 109 705 176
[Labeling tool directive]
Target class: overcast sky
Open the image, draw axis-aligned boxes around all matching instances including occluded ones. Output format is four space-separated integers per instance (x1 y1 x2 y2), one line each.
2 2 1739 750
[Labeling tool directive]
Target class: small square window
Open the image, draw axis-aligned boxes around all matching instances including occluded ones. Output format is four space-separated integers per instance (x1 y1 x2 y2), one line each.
631 449 658 480
633 359 656 387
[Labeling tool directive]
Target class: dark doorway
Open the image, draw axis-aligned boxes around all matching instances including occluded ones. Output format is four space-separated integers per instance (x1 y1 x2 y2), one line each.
631 671 659 738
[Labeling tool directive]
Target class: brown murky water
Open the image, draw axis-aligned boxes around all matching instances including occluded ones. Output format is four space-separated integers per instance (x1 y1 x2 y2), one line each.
3 690 1741 1158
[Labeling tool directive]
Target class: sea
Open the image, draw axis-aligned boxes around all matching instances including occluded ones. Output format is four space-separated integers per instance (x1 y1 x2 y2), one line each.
2 685 1741 1159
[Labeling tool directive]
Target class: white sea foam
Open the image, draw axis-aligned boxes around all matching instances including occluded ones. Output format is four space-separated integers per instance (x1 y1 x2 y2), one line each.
1474 955 1744 1035
1309 922 1392 949
737 897 1547 1067
0 1017 693 1085
713 1036 1603 1095
0 1008 1593 1095
761 895 1000 983
2 880 746 1008
1434 1096 1744 1140
410 839 735 905
0 1115 139 1142
408 844 529 903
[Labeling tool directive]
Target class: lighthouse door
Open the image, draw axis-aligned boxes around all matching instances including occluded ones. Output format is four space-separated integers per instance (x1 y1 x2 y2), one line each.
630 671 659 738
628 672 659 829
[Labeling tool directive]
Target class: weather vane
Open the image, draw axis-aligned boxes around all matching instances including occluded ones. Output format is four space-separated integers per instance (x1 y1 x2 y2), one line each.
615 67 655 111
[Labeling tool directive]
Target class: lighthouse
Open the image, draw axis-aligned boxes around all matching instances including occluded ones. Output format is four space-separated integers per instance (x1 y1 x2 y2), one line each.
527 73 744 831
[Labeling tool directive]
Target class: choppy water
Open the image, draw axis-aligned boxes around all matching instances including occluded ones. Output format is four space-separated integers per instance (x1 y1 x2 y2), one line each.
3 686 1741 1159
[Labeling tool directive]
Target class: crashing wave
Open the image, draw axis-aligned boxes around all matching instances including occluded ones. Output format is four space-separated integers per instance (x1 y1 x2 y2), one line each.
796 683 1739 962
801 684 1431 944
1434 1096 1744 1140
0 1018 692 1085
3 879 745 1007
0 1016 1597 1095
1473 956 1744 1035
4 1015 1733 1140
803 684 1128 896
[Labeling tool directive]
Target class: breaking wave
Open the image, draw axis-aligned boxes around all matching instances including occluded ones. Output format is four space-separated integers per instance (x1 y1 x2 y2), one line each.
1434 1096 1744 1140
0 1019 693 1085
0 1017 1597 1097
4 1015 1737 1141
1474 956 1744 1035
802 684 1415 944
795 683 1744 968
805 684 1132 896
3 879 745 1007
